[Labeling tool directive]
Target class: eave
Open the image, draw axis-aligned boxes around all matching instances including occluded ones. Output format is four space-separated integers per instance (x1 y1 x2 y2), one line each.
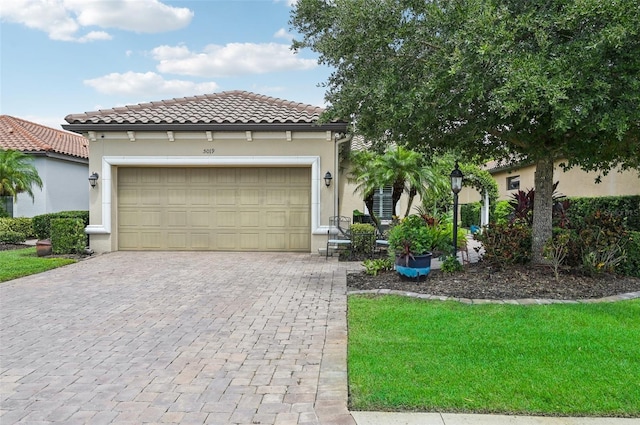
62 122 349 134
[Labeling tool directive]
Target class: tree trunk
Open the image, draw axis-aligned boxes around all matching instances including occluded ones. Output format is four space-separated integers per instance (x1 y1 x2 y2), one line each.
364 193 380 231
531 156 554 263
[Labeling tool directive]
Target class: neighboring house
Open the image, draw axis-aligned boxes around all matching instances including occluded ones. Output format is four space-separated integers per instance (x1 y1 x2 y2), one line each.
486 160 640 200
63 91 349 254
0 115 89 217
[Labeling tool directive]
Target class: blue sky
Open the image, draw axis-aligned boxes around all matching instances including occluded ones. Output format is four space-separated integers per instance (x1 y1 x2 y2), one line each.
0 0 331 129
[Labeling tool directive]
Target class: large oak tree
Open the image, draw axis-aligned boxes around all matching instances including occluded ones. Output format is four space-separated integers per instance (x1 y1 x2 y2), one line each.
292 0 640 262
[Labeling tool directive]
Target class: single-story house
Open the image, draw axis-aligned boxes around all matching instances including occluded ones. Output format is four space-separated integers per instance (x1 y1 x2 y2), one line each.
484 160 640 200
63 91 351 254
0 115 89 217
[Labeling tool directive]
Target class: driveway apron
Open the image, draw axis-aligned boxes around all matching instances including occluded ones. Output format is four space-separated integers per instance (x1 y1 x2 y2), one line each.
0 252 357 425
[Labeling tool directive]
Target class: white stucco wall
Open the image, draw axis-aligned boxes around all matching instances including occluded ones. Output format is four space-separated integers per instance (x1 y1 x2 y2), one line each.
13 156 89 217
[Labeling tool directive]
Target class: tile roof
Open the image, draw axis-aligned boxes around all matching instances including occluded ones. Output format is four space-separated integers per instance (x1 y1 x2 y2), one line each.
0 115 88 159
64 90 336 126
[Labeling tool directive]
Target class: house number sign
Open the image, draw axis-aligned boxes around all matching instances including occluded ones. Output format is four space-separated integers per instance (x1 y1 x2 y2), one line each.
203 148 216 154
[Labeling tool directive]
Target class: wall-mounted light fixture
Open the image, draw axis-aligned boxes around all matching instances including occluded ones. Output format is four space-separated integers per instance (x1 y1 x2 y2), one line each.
324 171 333 187
88 172 99 188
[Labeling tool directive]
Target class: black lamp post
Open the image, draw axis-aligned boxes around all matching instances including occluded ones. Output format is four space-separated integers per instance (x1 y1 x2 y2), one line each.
450 162 463 257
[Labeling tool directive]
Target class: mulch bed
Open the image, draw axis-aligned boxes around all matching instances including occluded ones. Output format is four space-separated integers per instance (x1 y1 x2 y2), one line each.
347 262 640 300
0 243 30 251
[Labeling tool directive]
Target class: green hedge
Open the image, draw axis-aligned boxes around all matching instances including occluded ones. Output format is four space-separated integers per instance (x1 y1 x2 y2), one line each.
0 230 26 244
567 196 640 231
461 202 482 227
0 217 34 238
51 218 86 254
619 231 640 278
350 223 376 254
32 211 89 240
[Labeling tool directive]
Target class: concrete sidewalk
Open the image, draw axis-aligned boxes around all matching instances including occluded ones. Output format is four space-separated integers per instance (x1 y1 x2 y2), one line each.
352 411 640 424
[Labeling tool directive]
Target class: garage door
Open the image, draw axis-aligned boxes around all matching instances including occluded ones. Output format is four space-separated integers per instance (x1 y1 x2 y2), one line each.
117 167 311 251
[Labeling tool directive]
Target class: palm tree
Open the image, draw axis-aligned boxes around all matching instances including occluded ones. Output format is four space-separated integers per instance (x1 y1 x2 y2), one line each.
378 146 440 217
348 146 446 229
0 149 43 202
347 150 384 229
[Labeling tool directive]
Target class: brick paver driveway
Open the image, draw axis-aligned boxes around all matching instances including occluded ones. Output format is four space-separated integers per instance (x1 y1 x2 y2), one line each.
1 252 357 425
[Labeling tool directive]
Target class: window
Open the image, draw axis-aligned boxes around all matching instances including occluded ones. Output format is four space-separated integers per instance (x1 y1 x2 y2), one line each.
372 186 393 220
507 175 520 191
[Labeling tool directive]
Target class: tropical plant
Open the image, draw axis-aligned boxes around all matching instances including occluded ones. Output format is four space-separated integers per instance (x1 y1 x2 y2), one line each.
474 221 532 268
0 149 43 202
348 150 383 230
387 215 454 266
348 147 441 229
292 0 640 263
362 258 394 276
440 255 464 274
378 146 437 218
509 182 570 227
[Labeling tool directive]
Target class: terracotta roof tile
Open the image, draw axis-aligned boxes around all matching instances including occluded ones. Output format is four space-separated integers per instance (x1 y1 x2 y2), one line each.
64 90 331 125
0 115 89 159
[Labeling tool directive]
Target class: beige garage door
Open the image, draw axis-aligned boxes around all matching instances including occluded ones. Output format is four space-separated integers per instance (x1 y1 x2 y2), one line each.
118 167 311 251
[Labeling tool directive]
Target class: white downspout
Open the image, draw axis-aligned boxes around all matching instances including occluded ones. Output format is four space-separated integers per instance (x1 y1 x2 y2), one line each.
334 133 352 219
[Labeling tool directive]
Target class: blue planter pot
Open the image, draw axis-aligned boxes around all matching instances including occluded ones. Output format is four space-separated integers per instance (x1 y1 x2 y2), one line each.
395 253 432 279
396 253 432 268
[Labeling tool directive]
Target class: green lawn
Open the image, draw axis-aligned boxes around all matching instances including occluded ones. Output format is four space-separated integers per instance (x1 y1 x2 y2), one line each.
0 247 76 282
348 295 640 417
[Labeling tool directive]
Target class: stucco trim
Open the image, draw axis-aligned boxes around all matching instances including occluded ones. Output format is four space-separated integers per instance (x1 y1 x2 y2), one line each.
85 156 328 237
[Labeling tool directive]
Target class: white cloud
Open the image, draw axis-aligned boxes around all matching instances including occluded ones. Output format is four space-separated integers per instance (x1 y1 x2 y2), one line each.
0 0 193 42
83 71 219 97
274 0 298 7
274 28 293 41
151 43 317 77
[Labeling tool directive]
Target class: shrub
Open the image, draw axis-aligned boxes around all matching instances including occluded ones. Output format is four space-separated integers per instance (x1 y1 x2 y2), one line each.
440 255 464 273
491 200 512 225
565 211 629 275
51 218 86 254
33 211 89 240
0 217 34 238
461 202 482 228
350 223 376 255
567 195 640 231
363 258 394 276
618 231 640 278
474 221 532 268
543 229 571 281
0 230 26 244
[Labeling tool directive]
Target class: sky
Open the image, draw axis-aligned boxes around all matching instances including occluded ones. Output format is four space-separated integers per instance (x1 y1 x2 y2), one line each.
0 0 332 130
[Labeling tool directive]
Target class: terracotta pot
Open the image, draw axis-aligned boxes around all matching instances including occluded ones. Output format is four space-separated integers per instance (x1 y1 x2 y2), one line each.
36 239 52 257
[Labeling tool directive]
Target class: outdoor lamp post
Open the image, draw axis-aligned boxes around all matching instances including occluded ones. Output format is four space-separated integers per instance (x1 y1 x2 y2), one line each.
450 162 463 257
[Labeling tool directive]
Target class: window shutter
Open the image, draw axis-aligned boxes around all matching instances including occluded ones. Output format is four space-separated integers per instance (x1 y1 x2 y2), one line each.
373 186 393 219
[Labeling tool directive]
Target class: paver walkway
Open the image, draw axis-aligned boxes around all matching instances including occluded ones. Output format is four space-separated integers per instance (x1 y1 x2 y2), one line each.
0 252 356 425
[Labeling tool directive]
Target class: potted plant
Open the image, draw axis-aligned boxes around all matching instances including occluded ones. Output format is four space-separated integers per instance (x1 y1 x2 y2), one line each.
387 215 435 270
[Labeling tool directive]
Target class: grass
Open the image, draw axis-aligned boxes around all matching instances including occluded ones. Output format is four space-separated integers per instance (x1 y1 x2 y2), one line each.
348 295 640 417
0 247 76 282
